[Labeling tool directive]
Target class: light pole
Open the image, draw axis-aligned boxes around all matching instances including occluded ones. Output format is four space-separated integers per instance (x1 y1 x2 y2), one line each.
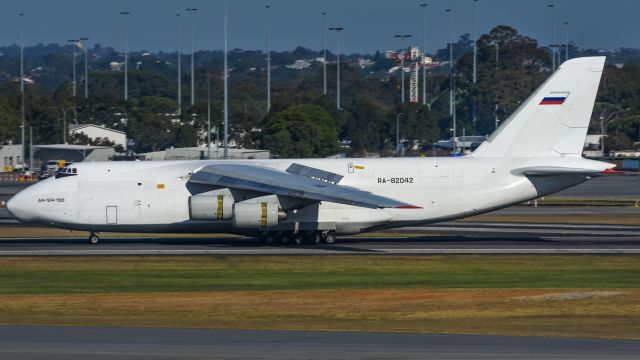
493 41 500 130
186 8 197 107
207 74 212 159
420 4 427 105
67 39 78 97
446 8 453 115
394 34 412 103
19 13 25 173
564 21 569 61
79 37 89 98
329 27 344 110
49 106 77 144
548 4 555 71
177 13 182 116
266 5 271 112
322 12 327 96
120 11 130 101
223 0 229 159
473 0 478 85
396 112 404 156
472 0 478 130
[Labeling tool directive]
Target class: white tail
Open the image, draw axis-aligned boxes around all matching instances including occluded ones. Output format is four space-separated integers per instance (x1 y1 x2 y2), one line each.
472 56 605 158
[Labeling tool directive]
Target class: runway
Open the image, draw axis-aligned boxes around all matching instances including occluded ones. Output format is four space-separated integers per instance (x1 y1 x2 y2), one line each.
0 325 637 360
1 221 639 255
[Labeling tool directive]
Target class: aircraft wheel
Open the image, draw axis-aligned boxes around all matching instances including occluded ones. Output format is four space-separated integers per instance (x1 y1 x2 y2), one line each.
309 231 322 245
323 231 337 245
264 233 276 245
88 233 99 245
292 232 305 246
279 232 291 245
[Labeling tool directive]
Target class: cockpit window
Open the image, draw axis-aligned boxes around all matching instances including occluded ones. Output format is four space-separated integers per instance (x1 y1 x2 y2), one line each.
55 166 78 179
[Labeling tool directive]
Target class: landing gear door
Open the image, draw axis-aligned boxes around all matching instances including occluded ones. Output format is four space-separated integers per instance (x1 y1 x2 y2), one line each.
106 206 118 224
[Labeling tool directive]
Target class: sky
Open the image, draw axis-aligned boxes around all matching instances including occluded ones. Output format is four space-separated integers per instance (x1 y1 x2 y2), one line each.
1 0 639 54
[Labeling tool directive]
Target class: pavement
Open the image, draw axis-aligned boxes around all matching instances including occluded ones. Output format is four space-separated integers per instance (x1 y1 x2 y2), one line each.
0 326 638 360
1 221 639 255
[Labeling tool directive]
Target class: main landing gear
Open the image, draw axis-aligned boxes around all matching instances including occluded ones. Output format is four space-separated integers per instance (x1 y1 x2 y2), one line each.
88 232 100 245
259 230 337 246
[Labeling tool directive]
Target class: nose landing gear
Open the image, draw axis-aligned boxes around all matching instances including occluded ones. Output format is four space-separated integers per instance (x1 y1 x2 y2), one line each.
88 233 100 245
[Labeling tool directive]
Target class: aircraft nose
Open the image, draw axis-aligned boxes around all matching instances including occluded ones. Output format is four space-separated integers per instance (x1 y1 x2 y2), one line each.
6 189 36 223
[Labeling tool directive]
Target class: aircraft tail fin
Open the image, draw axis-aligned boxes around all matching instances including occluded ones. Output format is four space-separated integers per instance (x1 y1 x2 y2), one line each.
472 56 605 158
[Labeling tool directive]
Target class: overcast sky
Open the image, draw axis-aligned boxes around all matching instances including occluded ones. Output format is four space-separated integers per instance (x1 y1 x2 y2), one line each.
2 0 638 54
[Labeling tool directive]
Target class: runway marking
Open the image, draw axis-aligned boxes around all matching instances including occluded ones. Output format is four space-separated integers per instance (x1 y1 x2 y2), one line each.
0 248 638 256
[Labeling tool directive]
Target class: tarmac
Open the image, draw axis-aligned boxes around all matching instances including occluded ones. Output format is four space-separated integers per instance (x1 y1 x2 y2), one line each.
0 326 638 360
0 221 639 255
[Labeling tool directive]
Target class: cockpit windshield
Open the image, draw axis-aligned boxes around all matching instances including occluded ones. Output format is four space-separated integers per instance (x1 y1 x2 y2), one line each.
55 166 78 179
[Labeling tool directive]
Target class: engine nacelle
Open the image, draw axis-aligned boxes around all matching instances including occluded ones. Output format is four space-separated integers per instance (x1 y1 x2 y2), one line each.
189 194 233 220
233 202 280 228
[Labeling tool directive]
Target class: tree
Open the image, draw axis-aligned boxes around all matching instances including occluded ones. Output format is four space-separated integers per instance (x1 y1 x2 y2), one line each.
263 104 339 158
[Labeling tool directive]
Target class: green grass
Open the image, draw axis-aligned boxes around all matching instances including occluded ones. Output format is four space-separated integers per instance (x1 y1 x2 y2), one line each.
0 255 638 295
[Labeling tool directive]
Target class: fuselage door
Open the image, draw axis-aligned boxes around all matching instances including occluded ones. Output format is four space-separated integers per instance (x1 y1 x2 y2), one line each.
106 206 118 224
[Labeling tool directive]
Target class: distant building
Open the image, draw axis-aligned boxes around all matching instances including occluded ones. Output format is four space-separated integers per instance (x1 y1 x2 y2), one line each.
69 124 127 149
33 144 116 165
286 60 312 70
583 134 604 157
0 144 23 172
139 146 270 161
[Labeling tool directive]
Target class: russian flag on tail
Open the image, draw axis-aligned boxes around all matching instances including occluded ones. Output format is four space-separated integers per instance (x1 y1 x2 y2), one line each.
540 92 570 105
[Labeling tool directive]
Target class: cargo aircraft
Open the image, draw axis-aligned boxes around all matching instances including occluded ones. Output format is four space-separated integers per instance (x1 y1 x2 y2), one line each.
8 57 615 244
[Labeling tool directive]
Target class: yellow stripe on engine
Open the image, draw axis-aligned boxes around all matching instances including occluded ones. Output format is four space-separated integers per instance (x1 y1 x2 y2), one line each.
260 203 267 227
217 195 223 220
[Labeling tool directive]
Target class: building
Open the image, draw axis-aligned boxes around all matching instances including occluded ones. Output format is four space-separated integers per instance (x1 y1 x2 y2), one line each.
0 144 23 172
69 124 127 148
33 144 115 167
139 146 270 161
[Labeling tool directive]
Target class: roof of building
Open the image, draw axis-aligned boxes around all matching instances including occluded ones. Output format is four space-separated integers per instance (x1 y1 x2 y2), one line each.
33 144 112 151
68 123 126 135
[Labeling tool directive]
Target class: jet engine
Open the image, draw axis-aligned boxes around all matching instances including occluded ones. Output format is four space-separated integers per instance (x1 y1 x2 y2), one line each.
189 194 233 220
233 202 283 228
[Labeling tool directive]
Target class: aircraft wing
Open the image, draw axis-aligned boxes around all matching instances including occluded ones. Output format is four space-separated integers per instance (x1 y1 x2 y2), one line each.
189 163 418 209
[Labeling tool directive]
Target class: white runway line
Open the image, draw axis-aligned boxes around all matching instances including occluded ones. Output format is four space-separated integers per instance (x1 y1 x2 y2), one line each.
0 248 639 256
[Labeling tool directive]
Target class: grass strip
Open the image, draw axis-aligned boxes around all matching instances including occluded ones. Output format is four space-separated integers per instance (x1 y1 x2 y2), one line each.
0 255 638 294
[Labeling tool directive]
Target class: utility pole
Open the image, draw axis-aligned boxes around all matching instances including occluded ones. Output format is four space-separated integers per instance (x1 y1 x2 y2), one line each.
49 106 77 144
548 4 555 71
186 8 197 107
472 0 478 130
394 34 412 103
223 0 229 159
446 8 453 116
396 112 404 156
207 75 211 159
67 39 78 97
494 42 500 130
177 13 182 116
473 0 478 85
120 11 130 101
29 127 33 173
19 13 25 173
419 4 427 105
80 37 89 98
564 21 569 61
329 27 344 110
266 5 271 112
322 12 327 96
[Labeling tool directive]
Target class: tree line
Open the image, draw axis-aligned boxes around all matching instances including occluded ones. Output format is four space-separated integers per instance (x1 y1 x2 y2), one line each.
1 25 639 157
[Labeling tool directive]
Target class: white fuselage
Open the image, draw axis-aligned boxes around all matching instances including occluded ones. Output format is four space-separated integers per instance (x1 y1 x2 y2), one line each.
7 156 591 235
